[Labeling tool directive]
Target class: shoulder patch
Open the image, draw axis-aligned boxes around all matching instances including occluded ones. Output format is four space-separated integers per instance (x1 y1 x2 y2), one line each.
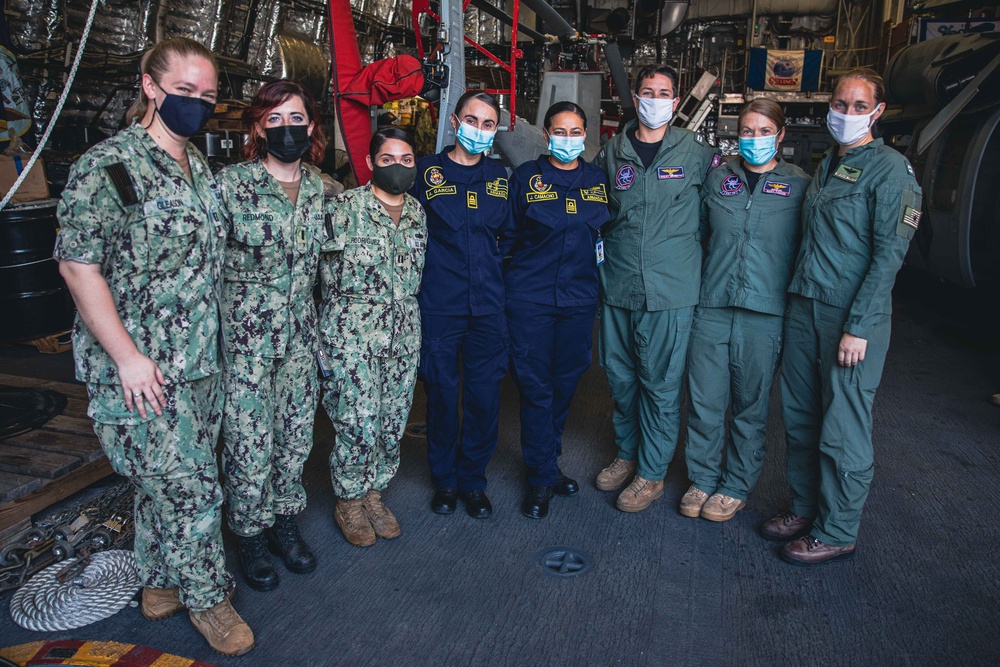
708 153 724 171
103 162 139 206
902 205 921 230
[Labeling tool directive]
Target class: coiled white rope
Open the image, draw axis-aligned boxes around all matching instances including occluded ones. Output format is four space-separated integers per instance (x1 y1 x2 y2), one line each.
9 550 141 631
0 0 103 212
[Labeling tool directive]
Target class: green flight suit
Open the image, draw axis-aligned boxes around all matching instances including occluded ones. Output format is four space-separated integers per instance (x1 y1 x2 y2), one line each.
217 160 326 537
54 122 232 611
594 121 717 481
319 185 427 500
781 138 922 546
686 158 810 500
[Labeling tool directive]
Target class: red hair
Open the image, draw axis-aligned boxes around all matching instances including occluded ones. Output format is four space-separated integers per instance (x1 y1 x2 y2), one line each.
242 80 327 164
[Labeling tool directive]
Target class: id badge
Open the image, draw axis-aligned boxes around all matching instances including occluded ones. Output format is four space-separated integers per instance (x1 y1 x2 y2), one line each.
595 237 605 266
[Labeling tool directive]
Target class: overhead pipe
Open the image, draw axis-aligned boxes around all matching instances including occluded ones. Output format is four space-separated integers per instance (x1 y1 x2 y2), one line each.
520 0 578 40
468 0 546 42
685 0 837 19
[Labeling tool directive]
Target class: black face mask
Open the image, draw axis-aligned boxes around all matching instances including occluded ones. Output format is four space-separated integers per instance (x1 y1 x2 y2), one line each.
371 163 416 195
265 124 311 163
153 81 215 137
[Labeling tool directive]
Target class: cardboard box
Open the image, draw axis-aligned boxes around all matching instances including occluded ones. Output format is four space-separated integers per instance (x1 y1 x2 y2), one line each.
0 152 50 203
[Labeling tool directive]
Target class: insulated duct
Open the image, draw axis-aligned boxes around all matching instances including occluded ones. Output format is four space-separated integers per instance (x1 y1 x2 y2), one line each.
521 0 578 39
685 0 837 19
660 1 689 35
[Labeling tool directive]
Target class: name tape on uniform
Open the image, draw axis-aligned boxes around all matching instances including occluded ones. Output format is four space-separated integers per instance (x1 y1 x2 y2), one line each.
580 184 608 203
833 163 863 183
763 181 791 196
426 185 458 200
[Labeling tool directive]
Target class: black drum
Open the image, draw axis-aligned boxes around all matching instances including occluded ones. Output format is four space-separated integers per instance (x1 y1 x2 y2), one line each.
0 198 75 341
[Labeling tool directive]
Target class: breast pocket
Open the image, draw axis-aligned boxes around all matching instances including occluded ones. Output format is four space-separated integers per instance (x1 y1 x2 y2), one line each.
340 241 385 295
227 221 280 278
146 213 198 273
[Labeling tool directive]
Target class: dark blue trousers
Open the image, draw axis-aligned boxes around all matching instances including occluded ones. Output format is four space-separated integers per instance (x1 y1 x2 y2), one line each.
420 312 508 491
507 299 596 487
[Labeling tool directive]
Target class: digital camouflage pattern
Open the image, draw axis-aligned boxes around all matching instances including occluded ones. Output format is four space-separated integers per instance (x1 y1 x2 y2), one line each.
223 349 317 535
54 122 226 384
56 123 231 612
216 160 325 536
88 376 232 612
217 159 325 357
319 184 427 499
322 350 418 499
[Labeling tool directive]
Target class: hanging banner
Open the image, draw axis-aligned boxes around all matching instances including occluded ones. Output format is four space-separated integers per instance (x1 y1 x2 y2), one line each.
747 48 822 92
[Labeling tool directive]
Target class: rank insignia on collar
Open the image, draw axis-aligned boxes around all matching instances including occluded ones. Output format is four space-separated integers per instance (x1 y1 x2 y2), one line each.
763 181 790 196
833 163 863 183
720 174 744 196
424 166 446 187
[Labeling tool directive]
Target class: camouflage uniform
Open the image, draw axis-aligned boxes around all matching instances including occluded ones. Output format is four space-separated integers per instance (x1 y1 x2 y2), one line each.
217 160 325 537
319 184 427 500
54 122 232 612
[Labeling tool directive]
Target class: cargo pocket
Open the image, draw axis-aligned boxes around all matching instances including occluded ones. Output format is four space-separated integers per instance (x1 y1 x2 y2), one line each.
87 383 156 479
228 220 280 279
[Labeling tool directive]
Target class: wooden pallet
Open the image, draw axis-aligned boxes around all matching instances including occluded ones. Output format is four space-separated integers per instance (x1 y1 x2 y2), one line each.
0 374 112 533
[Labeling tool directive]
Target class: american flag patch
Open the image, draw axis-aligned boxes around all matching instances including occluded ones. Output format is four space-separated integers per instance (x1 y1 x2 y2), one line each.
902 205 921 230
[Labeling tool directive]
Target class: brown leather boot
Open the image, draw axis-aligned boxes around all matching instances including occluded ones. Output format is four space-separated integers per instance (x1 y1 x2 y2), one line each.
189 598 255 656
595 457 637 491
760 511 813 541
335 497 376 547
616 476 664 512
141 587 184 621
362 490 401 539
781 535 856 565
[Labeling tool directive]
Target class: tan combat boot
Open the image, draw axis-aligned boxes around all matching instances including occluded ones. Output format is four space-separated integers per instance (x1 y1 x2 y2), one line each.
189 598 255 656
595 457 637 491
335 497 376 547
141 587 184 621
362 489 401 539
678 485 710 518
700 493 746 522
616 476 664 512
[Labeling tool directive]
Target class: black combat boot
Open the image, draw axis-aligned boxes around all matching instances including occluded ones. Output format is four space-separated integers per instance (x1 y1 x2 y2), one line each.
238 533 279 592
266 514 317 574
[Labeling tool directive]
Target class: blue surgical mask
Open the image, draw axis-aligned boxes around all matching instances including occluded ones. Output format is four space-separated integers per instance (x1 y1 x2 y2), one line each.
455 122 495 155
548 135 586 163
153 80 215 138
739 134 778 166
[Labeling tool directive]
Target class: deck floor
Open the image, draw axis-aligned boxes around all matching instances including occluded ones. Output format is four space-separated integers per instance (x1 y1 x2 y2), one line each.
1 267 999 667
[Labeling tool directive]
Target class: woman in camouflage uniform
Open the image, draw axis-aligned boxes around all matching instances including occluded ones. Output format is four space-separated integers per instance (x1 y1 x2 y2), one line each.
320 127 426 547
55 38 253 656
217 81 326 591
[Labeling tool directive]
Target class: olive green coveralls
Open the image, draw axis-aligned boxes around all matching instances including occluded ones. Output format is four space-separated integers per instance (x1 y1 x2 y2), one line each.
781 138 922 546
686 158 810 500
594 121 716 482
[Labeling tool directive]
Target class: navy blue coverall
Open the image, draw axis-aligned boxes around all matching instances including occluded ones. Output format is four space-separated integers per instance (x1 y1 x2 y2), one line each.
411 148 512 492
505 156 611 487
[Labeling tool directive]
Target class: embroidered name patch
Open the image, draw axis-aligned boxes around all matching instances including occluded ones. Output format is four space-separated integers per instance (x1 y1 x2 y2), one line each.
426 185 458 200
763 181 791 196
580 183 608 203
486 177 508 198
615 164 636 190
833 163 863 183
657 166 685 179
143 196 192 215
720 174 744 196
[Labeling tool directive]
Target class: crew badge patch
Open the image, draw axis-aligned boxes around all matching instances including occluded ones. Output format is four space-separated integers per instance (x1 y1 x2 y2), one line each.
580 183 608 203
486 177 508 198
526 174 558 203
833 163 863 183
763 181 790 196
720 174 744 196
424 166 446 187
615 164 636 190
657 166 685 179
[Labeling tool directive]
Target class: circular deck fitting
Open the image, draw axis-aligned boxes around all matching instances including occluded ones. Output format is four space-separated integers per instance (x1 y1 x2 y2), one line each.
404 421 427 438
536 546 592 578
